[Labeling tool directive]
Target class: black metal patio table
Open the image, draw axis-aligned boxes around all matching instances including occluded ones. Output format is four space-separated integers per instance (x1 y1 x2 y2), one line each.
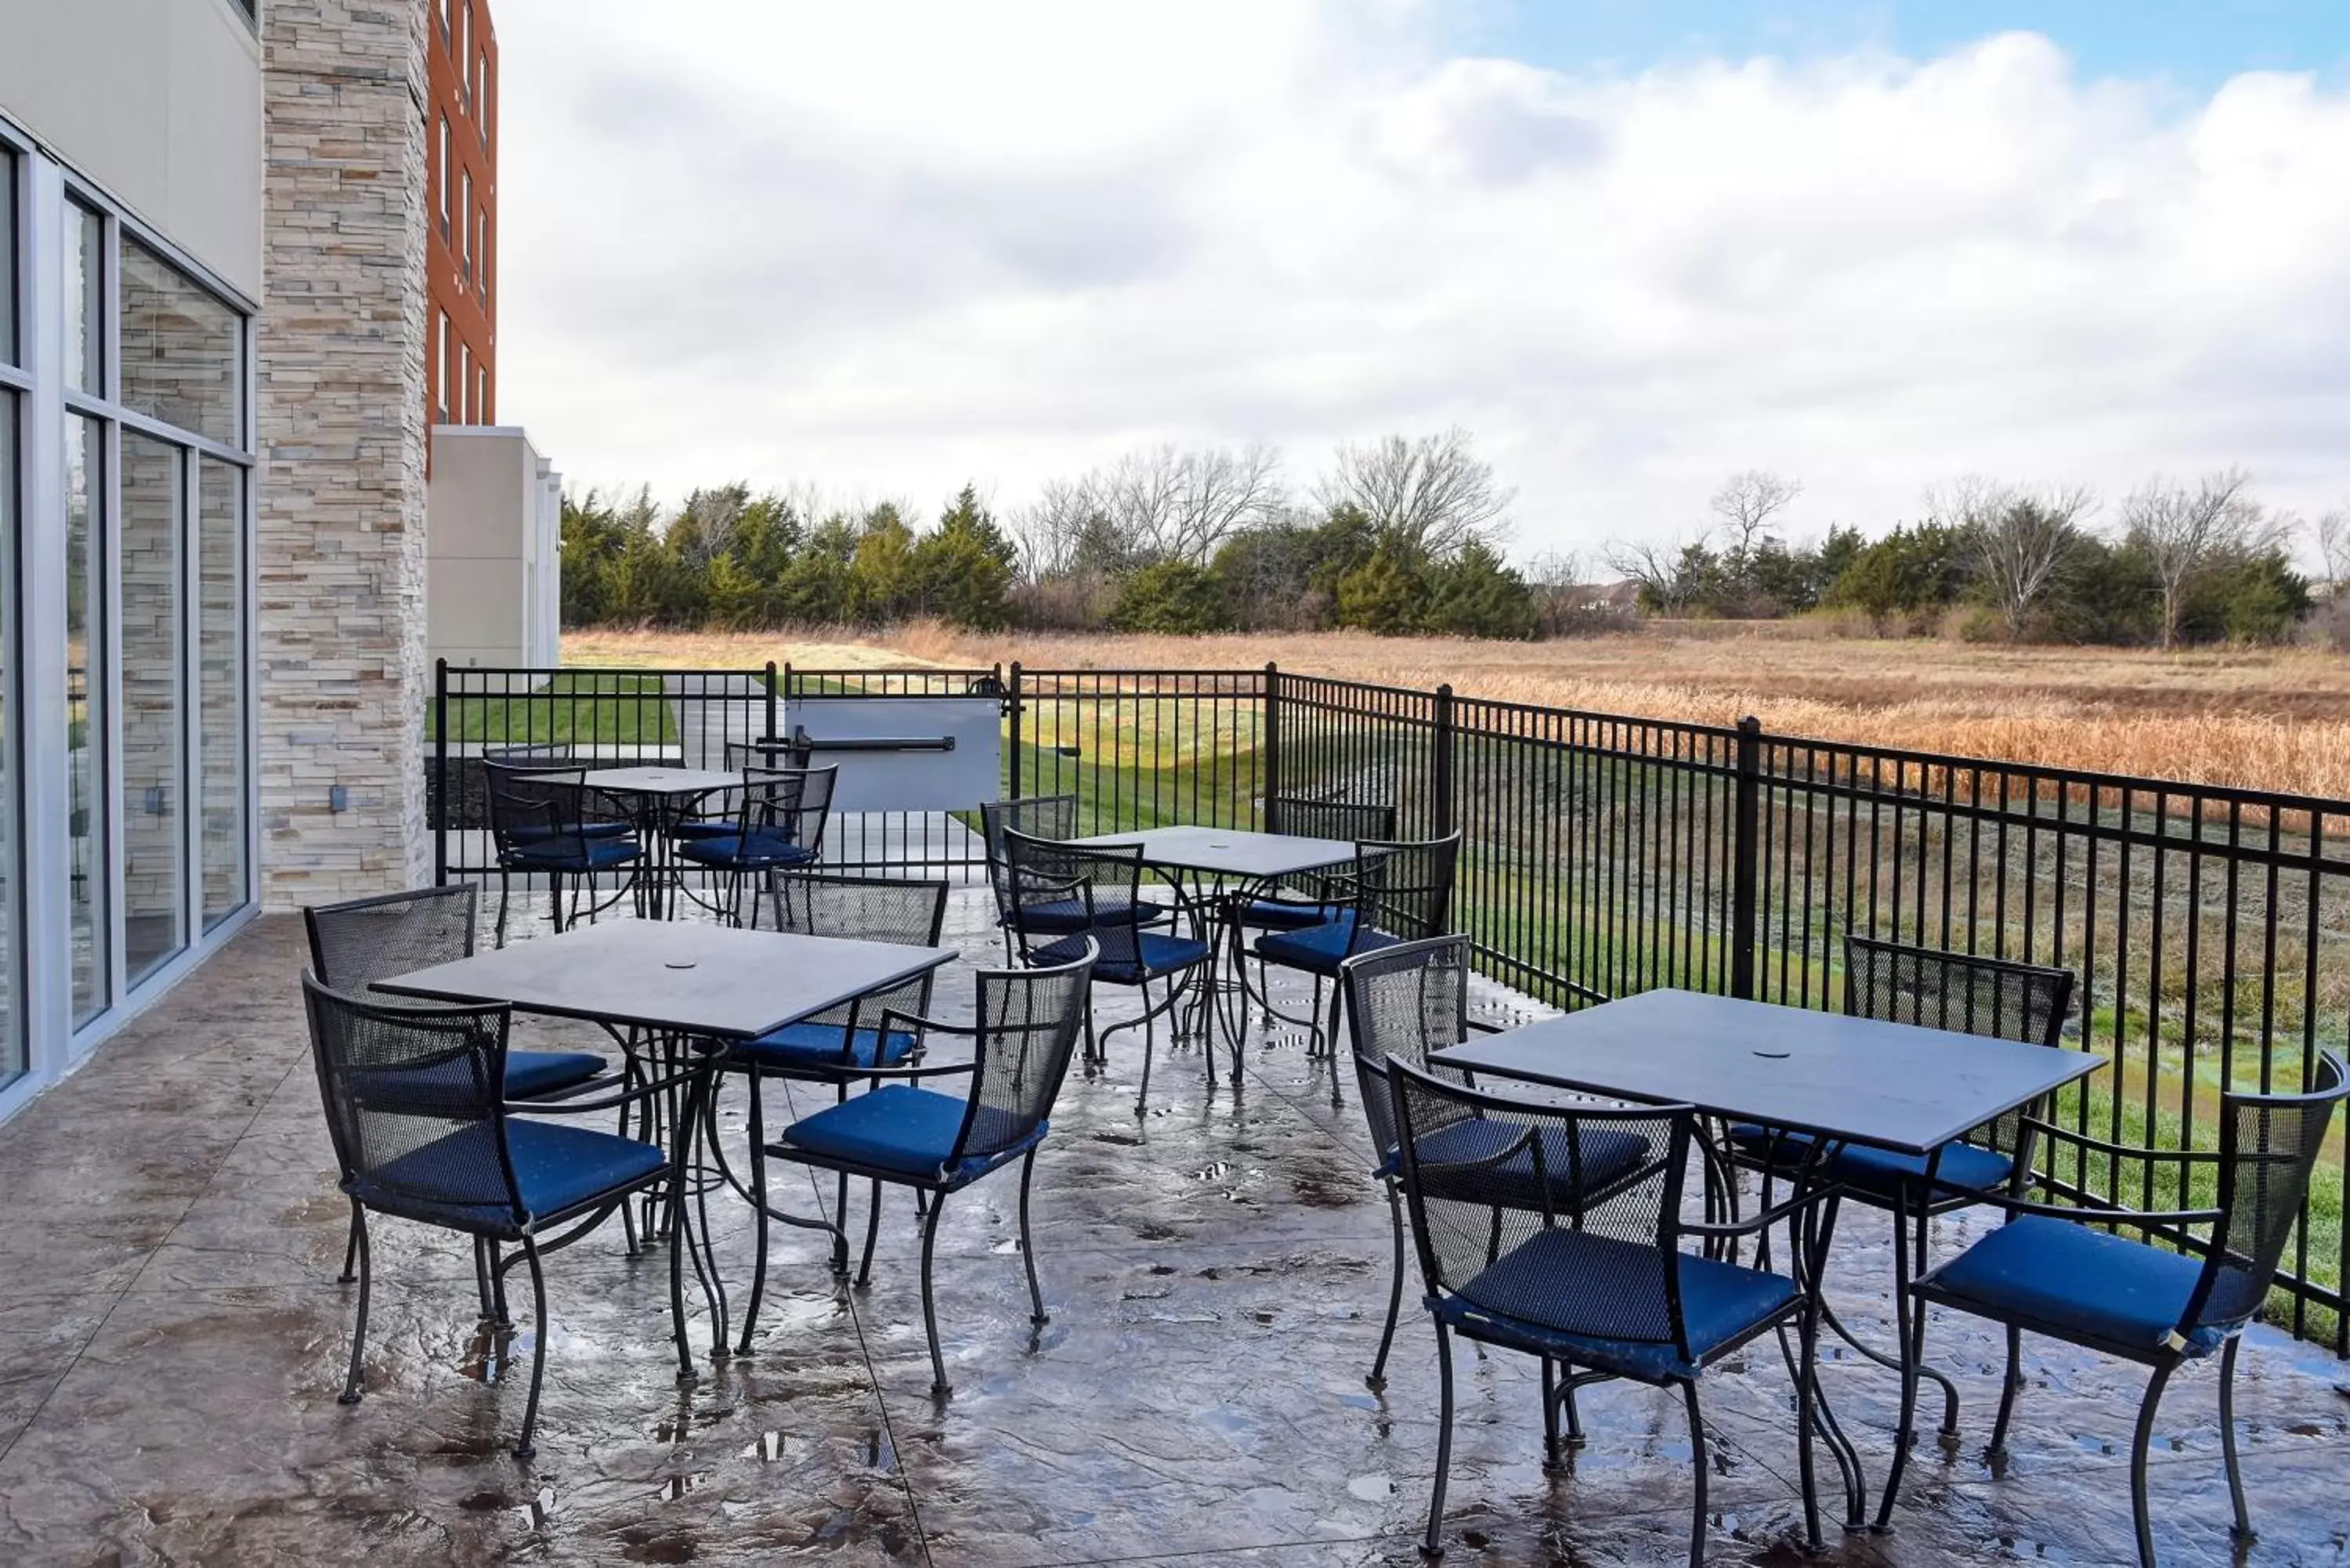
580 766 740 919
1069 826 1359 1074
1436 987 2105 1530
378 916 956 1382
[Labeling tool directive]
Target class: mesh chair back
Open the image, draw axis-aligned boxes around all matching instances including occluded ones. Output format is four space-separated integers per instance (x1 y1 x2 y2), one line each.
981 796 1079 923
2186 1052 2349 1333
1390 1058 1695 1357
1266 795 1399 844
1351 833 1462 944
1846 935 2074 1155
1001 829 1152 969
759 871 950 1035
952 946 1096 1165
1343 934 1472 1162
302 974 525 1227
483 760 592 864
483 743 576 767
726 764 839 857
305 885 478 992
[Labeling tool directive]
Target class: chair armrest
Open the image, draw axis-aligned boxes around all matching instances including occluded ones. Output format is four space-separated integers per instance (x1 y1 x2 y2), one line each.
835 1059 982 1082
880 1008 979 1041
2019 1117 2218 1164
1976 1191 2225 1228
1682 1180 1838 1239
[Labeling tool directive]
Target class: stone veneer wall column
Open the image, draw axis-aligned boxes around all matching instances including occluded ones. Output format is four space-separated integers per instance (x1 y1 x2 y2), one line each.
257 0 432 907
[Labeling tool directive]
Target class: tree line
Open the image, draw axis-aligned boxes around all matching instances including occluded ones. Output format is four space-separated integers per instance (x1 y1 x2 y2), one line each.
559 439 2343 648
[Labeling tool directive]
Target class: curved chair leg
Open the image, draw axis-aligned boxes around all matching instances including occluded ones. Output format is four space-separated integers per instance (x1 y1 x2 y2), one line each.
1018 1151 1049 1326
515 1236 548 1460
736 1078 771 1354
487 1239 511 1328
1136 981 1156 1116
1987 1324 2024 1458
857 1178 884 1288
1541 1357 1561 1471
1795 1292 1824 1552
920 1190 951 1398
1368 1180 1406 1390
2219 1336 2254 1541
2131 1362 2177 1568
1422 1320 1455 1559
1682 1379 1710 1568
1875 1204 1925 1530
1307 975 1326 1056
338 1208 372 1405
1325 983 1345 1108
473 1235 495 1320
338 1199 363 1284
494 870 512 949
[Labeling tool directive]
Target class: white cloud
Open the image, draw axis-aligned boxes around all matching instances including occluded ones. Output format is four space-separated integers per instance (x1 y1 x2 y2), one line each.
494 3 2350 551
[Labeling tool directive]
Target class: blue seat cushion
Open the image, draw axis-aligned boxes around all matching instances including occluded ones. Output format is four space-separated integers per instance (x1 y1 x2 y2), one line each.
1255 914 1401 975
507 835 639 871
734 1021 920 1074
1729 1125 2012 1202
674 832 818 869
1922 1215 2225 1357
667 818 741 840
1235 898 1341 930
774 1083 1042 1185
1437 1228 1799 1382
1382 1120 1654 1204
361 1118 666 1234
1032 929 1210 985
504 1050 609 1100
1010 896 1173 934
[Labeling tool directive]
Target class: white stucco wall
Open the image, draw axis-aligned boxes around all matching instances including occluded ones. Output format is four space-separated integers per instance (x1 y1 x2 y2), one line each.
0 0 263 298
427 425 562 670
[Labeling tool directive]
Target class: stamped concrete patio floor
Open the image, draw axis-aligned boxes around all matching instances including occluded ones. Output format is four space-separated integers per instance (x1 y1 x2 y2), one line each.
3 895 2348 1566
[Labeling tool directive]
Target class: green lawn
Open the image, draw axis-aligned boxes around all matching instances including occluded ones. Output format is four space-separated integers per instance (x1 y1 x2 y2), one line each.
428 672 682 746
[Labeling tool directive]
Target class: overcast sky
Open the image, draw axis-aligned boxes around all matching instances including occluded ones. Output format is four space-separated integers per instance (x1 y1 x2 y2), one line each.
494 1 2350 561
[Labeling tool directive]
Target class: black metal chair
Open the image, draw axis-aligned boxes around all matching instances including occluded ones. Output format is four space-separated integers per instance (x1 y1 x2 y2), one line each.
1906 1051 2347 1566
671 736 819 842
979 795 1170 960
1234 795 1398 933
1388 1058 1832 1563
1002 829 1213 1112
304 885 617 1285
481 759 642 945
482 743 634 840
674 764 837 925
1254 832 1461 1103
1724 934 2074 1523
721 870 952 1355
761 945 1097 1397
1343 934 1661 1393
301 975 673 1459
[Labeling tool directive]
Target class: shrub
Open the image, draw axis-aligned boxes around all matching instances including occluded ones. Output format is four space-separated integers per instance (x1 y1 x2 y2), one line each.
1108 560 1235 634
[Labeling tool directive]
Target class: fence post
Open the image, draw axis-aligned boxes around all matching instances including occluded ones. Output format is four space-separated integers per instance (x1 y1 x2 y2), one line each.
1433 682 1457 838
1260 663 1280 819
1730 714 1762 1000
432 658 449 887
1007 662 1024 800
765 660 779 743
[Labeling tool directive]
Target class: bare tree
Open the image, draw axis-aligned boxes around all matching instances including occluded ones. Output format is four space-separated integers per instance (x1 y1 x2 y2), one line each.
1101 443 1286 564
667 482 753 570
1709 471 1802 558
1604 535 1710 617
1314 428 1515 558
2122 468 2279 649
1932 477 2097 640
2317 507 2350 595
1010 474 1114 581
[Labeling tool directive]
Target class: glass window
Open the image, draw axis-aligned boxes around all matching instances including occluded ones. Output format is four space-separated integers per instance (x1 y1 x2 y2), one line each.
439 118 450 238
118 431 184 985
436 312 449 419
64 416 107 1024
459 341 471 421
461 170 472 273
198 457 245 929
461 5 473 89
1 154 16 367
65 202 103 395
118 238 240 446
0 392 15 1082
476 363 487 424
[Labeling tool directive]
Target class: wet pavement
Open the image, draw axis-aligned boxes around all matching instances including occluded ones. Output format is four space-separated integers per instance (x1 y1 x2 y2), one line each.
2 892 2348 1566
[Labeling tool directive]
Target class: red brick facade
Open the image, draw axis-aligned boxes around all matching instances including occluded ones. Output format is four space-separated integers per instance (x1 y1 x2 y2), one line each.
425 0 496 453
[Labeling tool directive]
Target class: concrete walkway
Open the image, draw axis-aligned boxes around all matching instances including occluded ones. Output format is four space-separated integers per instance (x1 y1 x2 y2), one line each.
1 896 2346 1565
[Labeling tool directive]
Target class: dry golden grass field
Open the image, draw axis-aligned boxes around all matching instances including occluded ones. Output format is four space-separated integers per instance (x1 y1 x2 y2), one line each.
563 623 2350 800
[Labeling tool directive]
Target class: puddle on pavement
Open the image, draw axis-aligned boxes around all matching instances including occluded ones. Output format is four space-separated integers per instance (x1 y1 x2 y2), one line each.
741 1429 790 1463
989 1237 1025 1254
654 1472 707 1503
1347 1473 1395 1501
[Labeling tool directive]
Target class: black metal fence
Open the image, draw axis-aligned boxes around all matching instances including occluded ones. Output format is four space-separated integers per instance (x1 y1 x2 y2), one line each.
431 657 2350 1348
